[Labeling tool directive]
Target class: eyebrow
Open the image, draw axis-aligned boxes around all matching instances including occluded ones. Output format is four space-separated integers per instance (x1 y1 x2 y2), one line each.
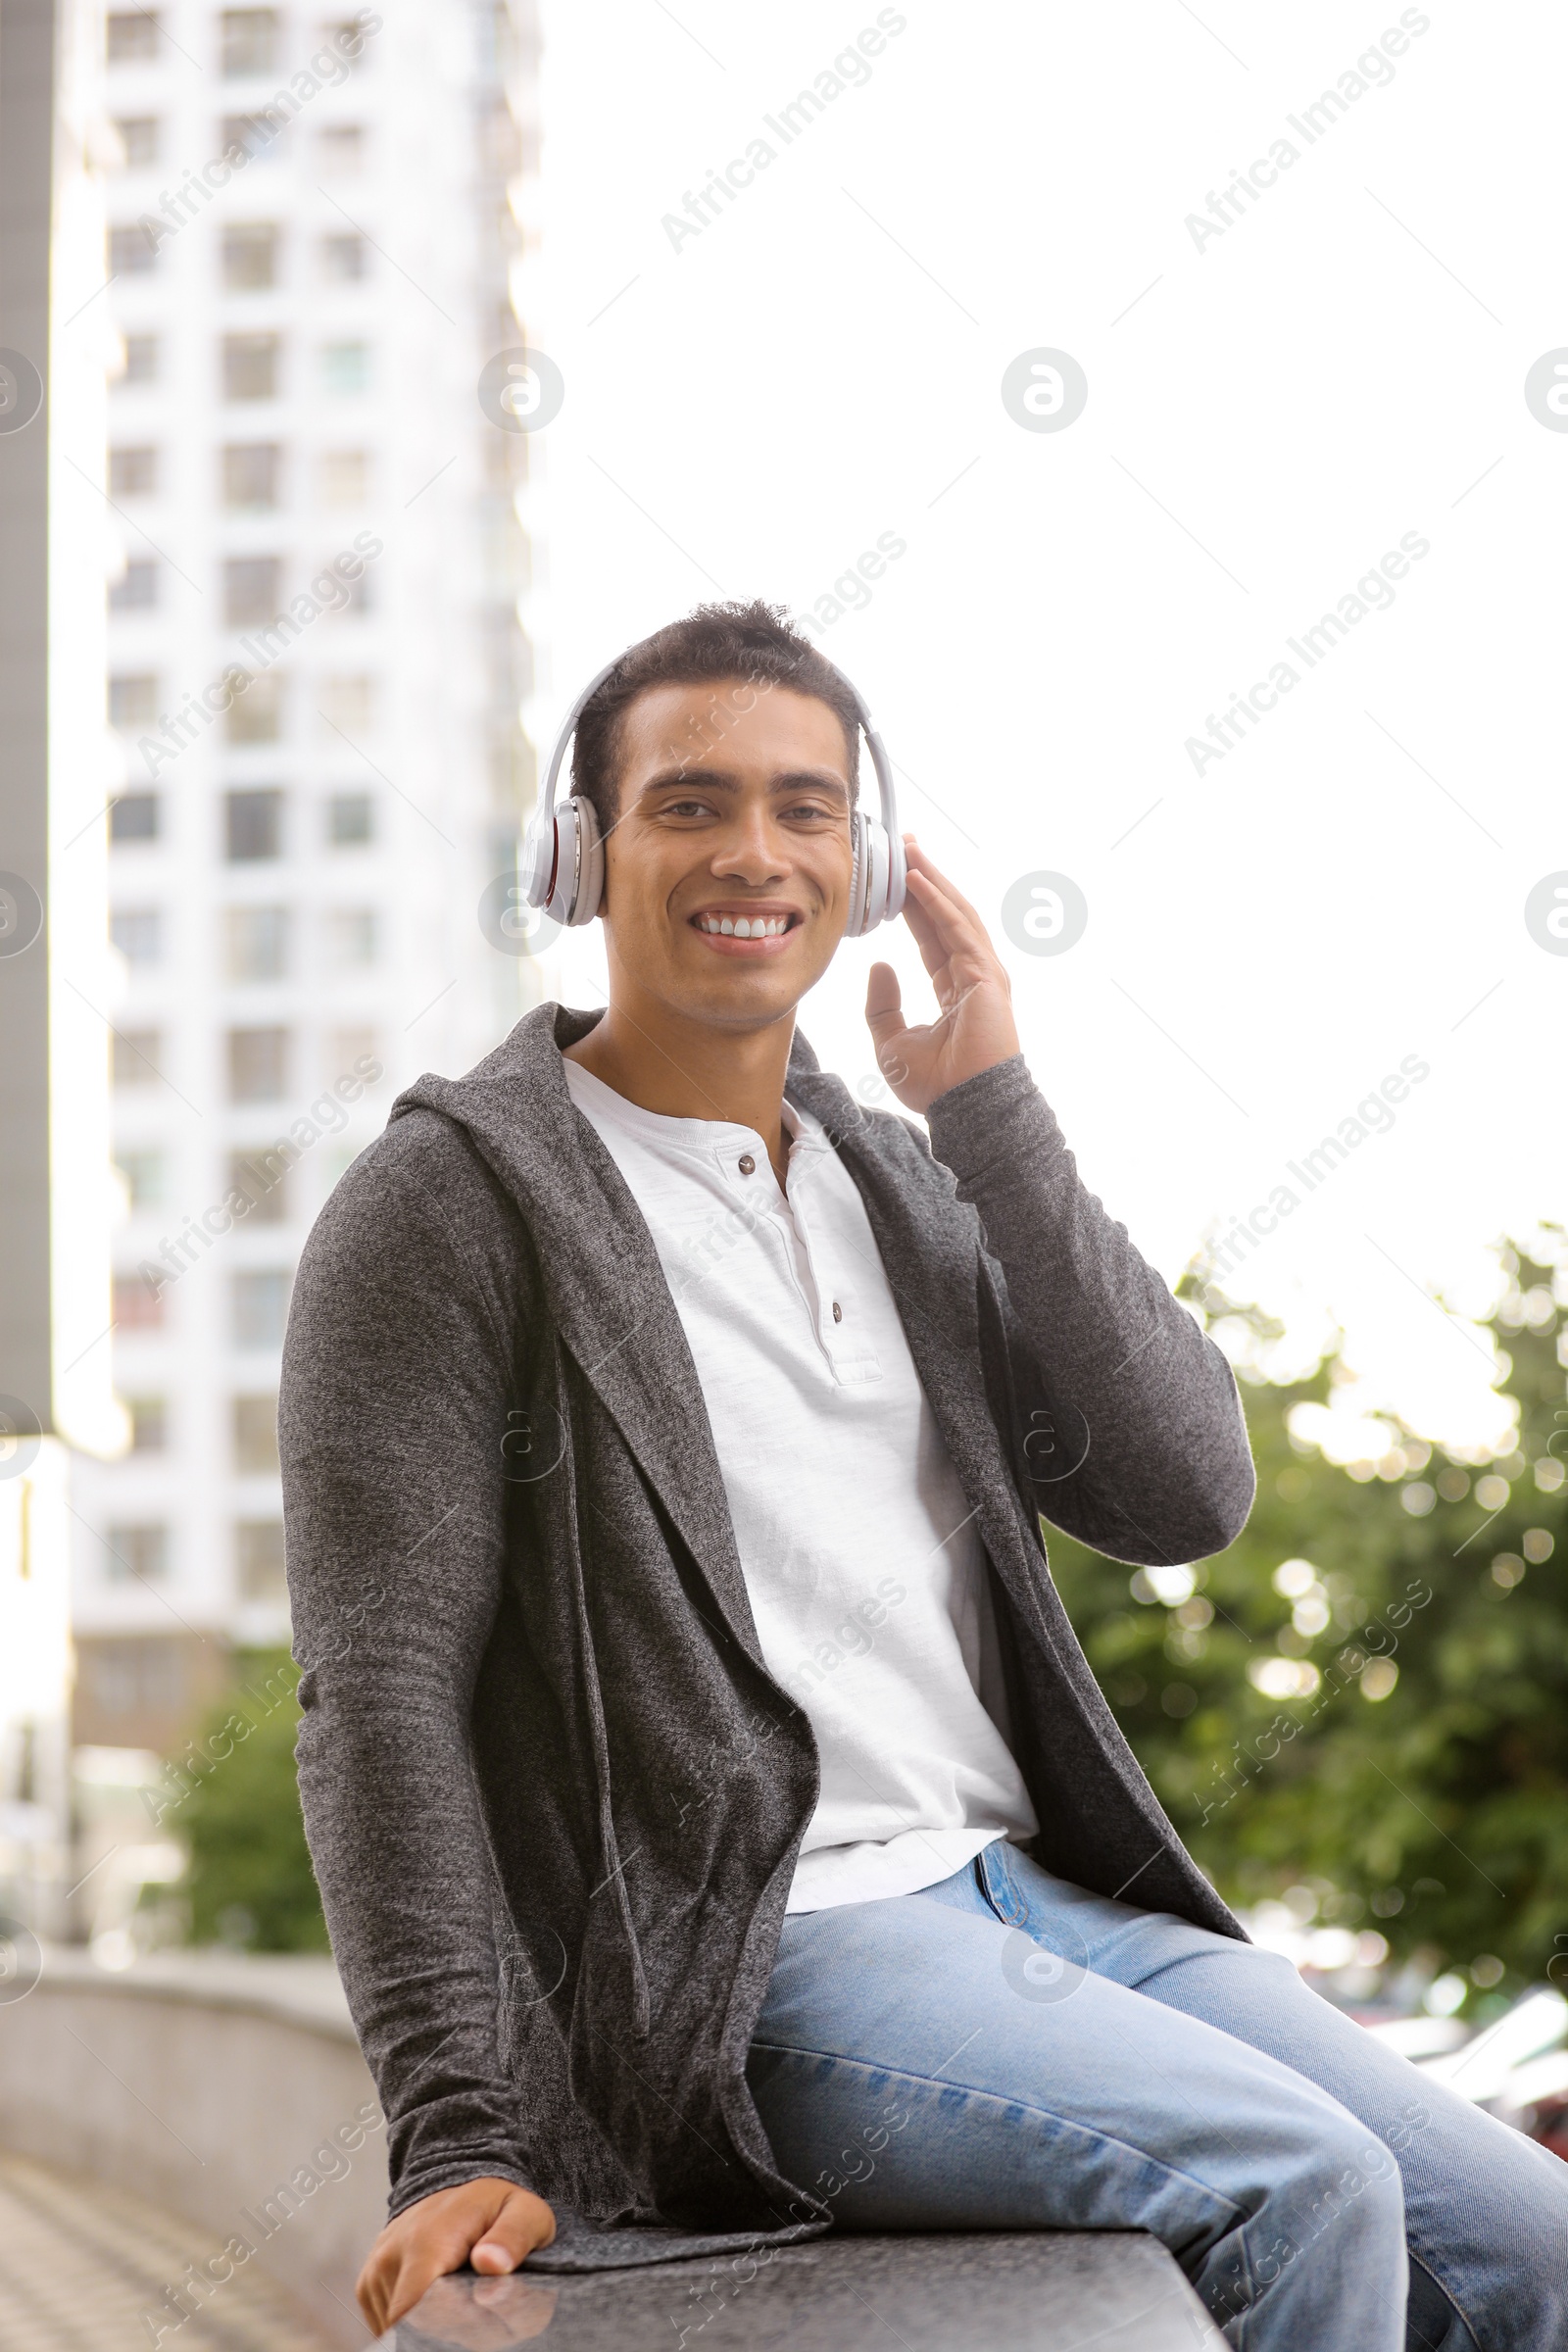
634 764 851 803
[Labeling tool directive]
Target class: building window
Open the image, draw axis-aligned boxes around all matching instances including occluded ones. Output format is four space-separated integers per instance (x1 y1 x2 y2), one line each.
222 221 278 289
109 673 159 731
318 232 367 281
227 1025 288 1102
114 115 161 168
111 906 162 965
112 1028 162 1087
320 341 369 396
126 1397 167 1452
232 1269 291 1348
120 332 160 385
117 1149 165 1209
113 1270 165 1328
325 907 377 969
80 1638 189 1725
110 445 158 497
322 20 369 65
224 788 283 862
236 1518 287 1600
224 555 282 626
111 791 160 843
117 1143 167 1203
224 905 290 979
222 442 281 507
227 668 284 742
108 12 161 63
108 1524 169 1583
318 674 373 735
220 9 279 74
327 790 371 845
110 559 159 612
110 222 161 275
317 123 364 173
221 110 289 163
318 449 368 506
228 1149 288 1223
222 331 280 401
326 1026 376 1085
232 1395 279 1473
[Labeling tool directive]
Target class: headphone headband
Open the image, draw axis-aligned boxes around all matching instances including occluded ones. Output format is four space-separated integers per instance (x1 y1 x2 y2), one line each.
523 644 906 933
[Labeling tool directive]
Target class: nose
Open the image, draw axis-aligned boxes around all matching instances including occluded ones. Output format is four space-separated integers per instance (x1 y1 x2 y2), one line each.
710 806 790 883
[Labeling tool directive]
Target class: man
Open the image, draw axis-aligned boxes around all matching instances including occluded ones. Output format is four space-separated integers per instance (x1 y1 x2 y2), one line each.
281 604 1564 2349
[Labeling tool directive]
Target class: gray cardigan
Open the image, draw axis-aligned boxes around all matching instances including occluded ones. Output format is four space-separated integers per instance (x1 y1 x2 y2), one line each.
279 1002 1254 2271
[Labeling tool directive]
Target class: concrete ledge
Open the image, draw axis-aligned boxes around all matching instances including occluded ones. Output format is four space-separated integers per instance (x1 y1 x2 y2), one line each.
384 2232 1222 2350
1 1954 1223 2352
0 1948 386 2348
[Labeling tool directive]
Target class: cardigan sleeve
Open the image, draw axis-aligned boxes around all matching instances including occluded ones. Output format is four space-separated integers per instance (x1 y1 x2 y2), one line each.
925 1054 1255 1568
279 1129 537 2219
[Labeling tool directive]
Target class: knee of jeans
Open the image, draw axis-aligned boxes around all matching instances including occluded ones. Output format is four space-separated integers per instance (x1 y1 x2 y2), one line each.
1288 2116 1405 2249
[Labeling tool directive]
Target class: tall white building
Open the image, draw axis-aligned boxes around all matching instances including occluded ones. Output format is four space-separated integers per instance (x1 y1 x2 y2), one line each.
73 0 542 1759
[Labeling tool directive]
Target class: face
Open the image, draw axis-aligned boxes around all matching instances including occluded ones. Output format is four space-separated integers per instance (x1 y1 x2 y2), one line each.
596 678 857 1031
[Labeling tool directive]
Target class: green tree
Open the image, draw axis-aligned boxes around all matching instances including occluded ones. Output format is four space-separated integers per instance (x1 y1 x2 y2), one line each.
173 1648 329 1952
1048 1239 1568 2008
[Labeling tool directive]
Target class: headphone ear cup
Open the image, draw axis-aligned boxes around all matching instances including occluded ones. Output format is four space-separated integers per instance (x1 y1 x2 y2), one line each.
555 793 604 926
862 821 892 932
519 810 555 909
545 797 604 927
847 809 870 937
571 793 604 924
884 826 906 922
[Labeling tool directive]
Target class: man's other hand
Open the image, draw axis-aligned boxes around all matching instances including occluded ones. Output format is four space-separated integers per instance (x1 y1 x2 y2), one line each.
356 2177 557 2336
865 837 1021 1114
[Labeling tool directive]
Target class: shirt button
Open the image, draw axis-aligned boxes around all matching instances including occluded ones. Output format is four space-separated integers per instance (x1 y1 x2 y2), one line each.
832 1300 843 1323
738 1153 756 1176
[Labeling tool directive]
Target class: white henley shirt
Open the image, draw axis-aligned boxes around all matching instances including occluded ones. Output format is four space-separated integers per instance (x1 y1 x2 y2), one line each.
563 1056 1039 1912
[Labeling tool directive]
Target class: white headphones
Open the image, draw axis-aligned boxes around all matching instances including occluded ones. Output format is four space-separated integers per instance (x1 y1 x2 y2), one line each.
519 651 907 933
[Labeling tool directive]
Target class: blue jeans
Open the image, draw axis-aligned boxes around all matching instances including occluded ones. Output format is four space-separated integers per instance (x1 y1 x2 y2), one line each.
747 1843 1568 2350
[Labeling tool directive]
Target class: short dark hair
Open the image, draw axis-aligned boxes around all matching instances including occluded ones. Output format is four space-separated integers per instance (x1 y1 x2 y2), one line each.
567 600 861 837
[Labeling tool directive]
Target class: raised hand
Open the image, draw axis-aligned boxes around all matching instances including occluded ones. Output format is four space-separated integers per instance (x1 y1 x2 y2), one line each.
864 837 1021 1114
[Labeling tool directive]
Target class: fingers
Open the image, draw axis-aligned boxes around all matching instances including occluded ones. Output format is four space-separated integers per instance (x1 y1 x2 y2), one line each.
356 2180 557 2337
903 858 989 962
472 2186 557 2275
863 959 903 1034
864 962 917 1086
903 835 987 931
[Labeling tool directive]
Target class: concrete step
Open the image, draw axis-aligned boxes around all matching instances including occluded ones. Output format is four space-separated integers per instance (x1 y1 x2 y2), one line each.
380 2231 1221 2350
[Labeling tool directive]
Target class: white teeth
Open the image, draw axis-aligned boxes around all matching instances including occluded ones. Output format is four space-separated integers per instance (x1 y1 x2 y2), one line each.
698 912 793 937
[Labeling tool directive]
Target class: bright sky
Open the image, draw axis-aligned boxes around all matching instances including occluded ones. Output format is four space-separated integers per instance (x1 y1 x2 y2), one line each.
521 1 1568 1455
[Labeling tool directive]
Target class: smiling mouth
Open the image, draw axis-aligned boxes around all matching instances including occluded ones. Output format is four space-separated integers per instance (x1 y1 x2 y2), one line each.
690 908 803 942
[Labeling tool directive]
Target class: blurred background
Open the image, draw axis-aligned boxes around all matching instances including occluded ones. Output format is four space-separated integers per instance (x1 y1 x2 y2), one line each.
1 1 1565 2343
